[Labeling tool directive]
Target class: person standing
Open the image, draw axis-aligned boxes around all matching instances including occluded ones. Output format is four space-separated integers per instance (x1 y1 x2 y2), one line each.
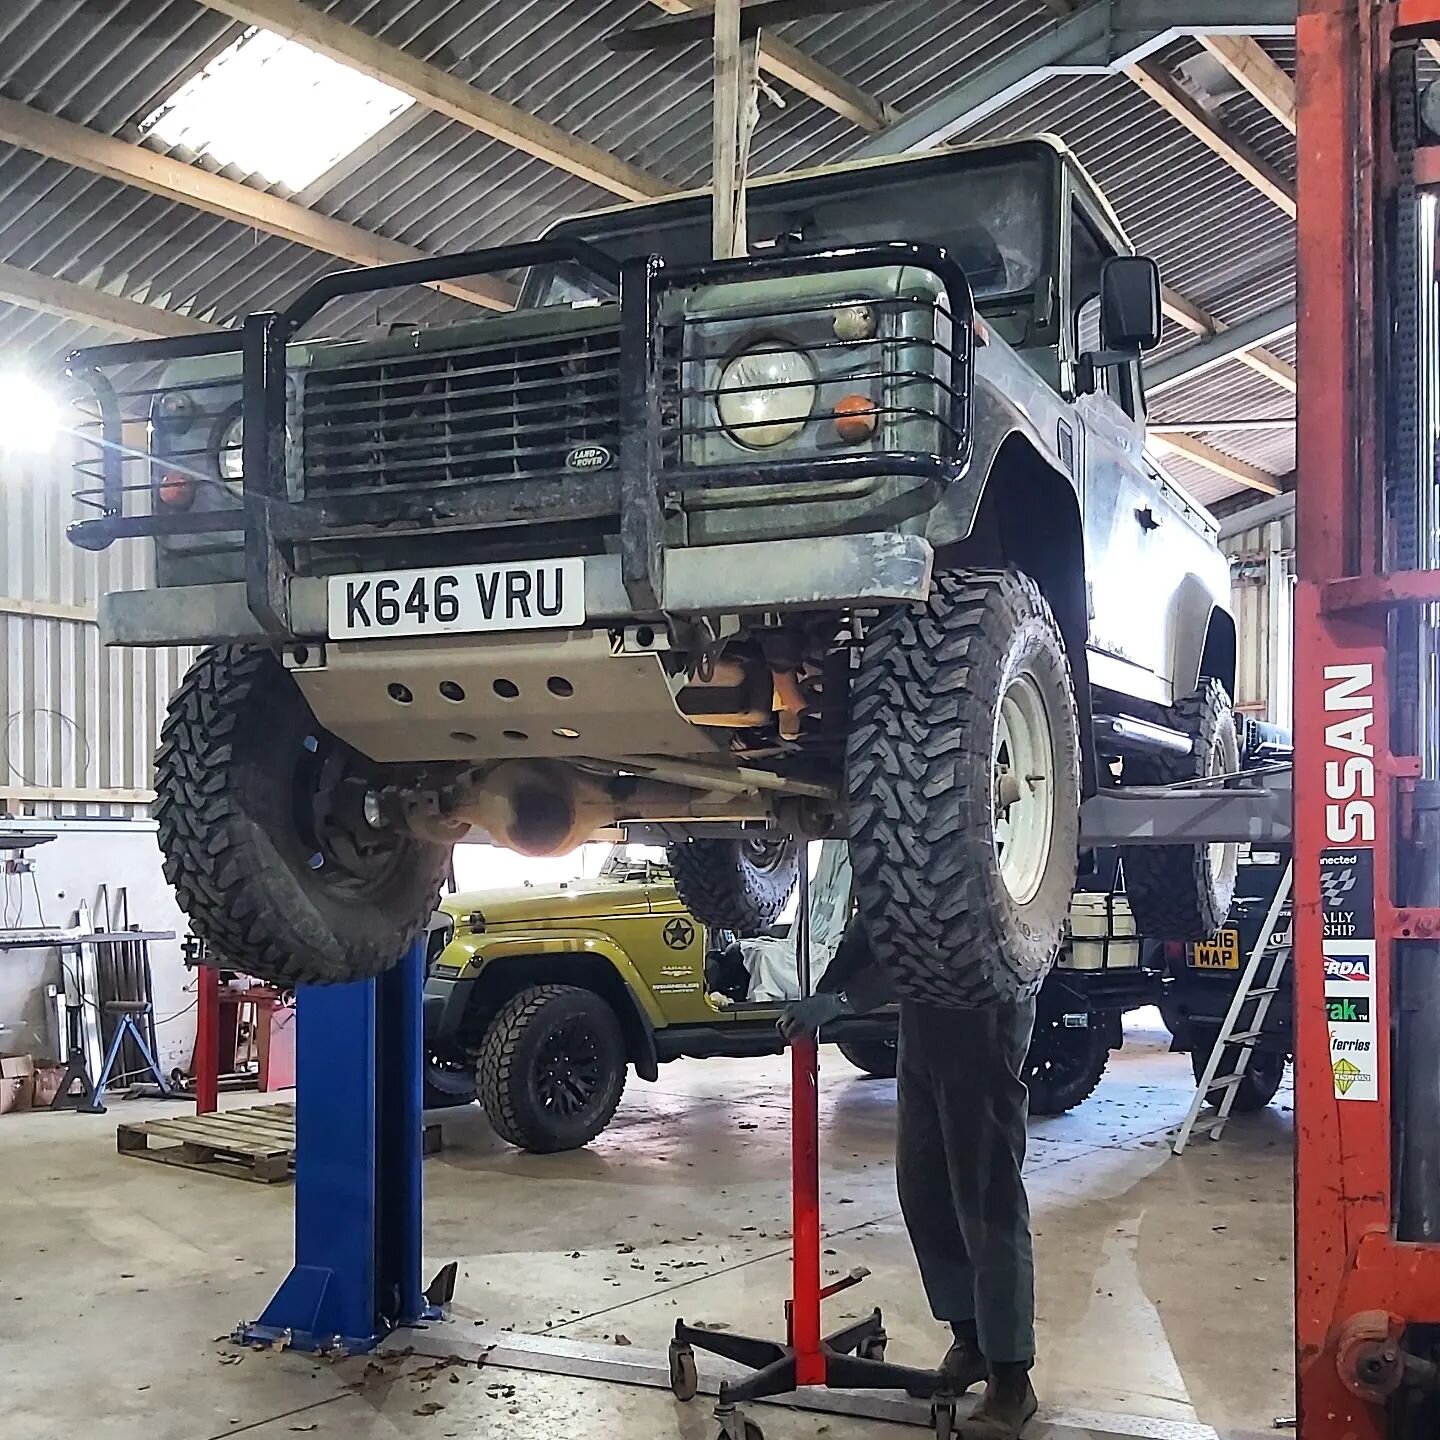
780 919 1038 1440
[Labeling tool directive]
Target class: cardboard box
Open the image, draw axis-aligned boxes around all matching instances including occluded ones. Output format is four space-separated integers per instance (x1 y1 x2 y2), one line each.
31 1061 67 1108
0 1054 35 1114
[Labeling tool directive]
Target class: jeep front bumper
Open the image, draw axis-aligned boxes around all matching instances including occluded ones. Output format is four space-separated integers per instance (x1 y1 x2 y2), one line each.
100 531 934 647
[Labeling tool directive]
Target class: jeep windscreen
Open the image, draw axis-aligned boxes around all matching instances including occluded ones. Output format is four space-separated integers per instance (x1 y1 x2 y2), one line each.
522 151 1052 339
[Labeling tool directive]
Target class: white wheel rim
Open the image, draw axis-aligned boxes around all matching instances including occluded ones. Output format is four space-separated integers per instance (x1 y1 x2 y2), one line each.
1207 727 1240 886
993 671 1057 906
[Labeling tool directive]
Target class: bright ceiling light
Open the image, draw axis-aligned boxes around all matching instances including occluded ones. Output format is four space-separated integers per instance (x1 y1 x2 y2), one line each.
0 372 60 453
140 27 415 192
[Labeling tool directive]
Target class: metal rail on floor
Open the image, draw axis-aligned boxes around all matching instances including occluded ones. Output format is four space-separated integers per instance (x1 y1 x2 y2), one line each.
392 1326 1275 1440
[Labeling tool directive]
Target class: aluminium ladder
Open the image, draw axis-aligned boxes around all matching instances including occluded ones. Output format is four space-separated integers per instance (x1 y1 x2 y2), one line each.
1172 861 1294 1154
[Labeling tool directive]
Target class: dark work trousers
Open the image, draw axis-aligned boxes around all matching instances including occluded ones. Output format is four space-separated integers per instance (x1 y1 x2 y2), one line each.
894 996 1037 1366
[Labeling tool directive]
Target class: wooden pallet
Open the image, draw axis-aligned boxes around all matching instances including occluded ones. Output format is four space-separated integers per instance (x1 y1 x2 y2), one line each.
116 1102 296 1183
117 1101 447 1183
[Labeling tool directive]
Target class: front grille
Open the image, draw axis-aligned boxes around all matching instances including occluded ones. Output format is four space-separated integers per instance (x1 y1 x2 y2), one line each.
300 323 621 496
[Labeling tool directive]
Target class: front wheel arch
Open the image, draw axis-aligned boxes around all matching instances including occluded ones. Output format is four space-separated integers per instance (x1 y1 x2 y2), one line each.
935 433 1097 797
1170 595 1238 706
465 953 660 1082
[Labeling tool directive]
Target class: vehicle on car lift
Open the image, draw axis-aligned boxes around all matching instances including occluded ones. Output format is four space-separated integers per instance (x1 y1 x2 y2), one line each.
68 135 1240 1009
421 851 899 1152
1025 855 1163 1116
1157 844 1294 1114
1026 720 1293 1114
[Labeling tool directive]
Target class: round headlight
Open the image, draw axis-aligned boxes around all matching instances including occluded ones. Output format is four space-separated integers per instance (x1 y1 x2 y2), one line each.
217 414 243 484
716 343 817 448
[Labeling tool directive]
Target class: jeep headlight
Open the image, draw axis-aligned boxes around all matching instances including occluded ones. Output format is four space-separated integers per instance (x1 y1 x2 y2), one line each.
715 343 817 448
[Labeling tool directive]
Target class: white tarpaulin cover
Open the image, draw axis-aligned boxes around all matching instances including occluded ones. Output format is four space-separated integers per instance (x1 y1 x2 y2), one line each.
738 840 852 1002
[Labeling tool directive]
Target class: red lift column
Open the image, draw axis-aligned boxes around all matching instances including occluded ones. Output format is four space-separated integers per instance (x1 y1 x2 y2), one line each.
1295 2 1440 1436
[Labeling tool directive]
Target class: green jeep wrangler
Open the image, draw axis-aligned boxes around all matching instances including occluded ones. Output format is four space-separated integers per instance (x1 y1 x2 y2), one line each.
423 850 898 1152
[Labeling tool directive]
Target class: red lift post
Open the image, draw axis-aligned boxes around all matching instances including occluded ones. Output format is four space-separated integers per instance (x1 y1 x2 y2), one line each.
1295 0 1440 1434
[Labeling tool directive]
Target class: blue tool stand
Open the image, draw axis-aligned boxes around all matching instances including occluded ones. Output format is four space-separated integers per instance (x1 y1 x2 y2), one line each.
238 938 437 1354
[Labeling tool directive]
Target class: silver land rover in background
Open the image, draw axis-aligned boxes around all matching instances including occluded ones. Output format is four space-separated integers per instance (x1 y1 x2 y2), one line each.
66 136 1237 1004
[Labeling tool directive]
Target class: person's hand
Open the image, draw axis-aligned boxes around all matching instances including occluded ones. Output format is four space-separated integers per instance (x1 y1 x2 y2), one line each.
778 991 847 1042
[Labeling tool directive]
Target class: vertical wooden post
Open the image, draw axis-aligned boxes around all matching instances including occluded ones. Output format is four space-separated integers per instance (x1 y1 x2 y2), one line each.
711 0 762 260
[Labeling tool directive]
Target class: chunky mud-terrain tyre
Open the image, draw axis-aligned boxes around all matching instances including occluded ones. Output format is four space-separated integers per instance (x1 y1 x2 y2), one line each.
1191 1042 1286 1113
1026 1012 1110 1115
837 1038 898 1079
1121 679 1240 941
666 837 800 937
477 984 627 1153
847 568 1081 1007
154 646 450 986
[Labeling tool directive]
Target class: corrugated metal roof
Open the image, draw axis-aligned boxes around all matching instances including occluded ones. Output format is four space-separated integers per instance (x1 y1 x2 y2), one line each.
0 0 1300 504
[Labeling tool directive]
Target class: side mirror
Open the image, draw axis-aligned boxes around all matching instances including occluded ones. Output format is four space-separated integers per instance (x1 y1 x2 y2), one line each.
1100 255 1162 353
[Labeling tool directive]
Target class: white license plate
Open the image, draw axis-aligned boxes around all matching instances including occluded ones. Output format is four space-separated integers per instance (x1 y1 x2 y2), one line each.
327 559 585 639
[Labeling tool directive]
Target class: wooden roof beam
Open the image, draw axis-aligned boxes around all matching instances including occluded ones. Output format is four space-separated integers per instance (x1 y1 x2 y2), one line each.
1160 287 1295 394
1124 58 1296 217
1236 345 1297 393
0 97 514 311
1149 432 1283 494
0 261 219 338
646 0 891 130
1195 34 1296 133
1148 300 1296 392
200 0 666 200
1149 417 1294 433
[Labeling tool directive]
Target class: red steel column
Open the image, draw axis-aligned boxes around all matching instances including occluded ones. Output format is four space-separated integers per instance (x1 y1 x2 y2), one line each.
790 1037 826 1386
194 964 220 1115
1294 3 1397 1437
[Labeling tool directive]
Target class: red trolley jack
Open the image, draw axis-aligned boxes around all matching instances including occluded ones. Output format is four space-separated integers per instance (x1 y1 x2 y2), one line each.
668 1035 955 1438
667 857 955 1440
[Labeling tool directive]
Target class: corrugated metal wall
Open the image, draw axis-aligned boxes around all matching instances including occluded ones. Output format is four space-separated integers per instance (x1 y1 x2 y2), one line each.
1 438 192 818
1225 507 1297 730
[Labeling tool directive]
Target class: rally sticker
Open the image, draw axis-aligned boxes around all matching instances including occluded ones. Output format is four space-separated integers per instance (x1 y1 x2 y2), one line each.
1321 848 1377 1101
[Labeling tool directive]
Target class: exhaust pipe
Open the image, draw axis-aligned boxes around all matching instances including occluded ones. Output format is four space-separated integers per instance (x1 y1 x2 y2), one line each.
1093 713 1194 758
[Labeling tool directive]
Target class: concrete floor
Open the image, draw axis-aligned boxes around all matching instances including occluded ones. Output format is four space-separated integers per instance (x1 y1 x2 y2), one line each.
0 1014 1293 1440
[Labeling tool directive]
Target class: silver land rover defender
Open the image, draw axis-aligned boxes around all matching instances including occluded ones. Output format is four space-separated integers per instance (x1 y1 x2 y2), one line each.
67 137 1238 1004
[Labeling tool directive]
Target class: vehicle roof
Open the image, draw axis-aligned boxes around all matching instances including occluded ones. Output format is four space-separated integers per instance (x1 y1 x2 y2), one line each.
545 133 1136 255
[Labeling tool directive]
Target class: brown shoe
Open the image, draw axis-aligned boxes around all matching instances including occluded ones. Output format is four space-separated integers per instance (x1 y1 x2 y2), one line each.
959 1364 1038 1440
939 1333 987 1392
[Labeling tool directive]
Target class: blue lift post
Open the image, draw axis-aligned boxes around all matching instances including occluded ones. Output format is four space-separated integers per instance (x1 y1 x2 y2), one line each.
239 936 435 1353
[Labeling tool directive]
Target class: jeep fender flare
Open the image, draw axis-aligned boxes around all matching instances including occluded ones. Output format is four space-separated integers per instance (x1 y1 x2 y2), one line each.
462 933 663 1082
